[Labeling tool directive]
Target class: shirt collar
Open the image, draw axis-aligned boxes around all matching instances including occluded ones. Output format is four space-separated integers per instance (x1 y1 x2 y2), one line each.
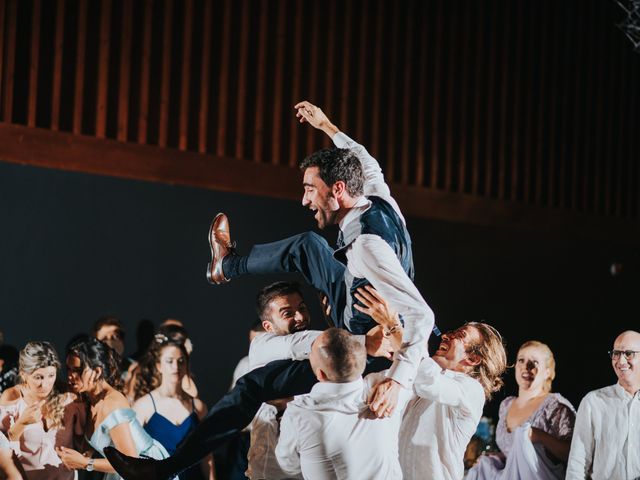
338 196 370 231
309 378 364 400
615 382 640 399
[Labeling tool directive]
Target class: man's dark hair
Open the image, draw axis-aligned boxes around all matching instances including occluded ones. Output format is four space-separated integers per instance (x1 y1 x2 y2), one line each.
256 281 304 323
299 147 364 197
250 317 266 333
92 315 125 339
319 328 366 383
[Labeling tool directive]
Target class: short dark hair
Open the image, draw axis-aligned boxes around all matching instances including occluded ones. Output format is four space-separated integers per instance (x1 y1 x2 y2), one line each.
92 316 125 339
256 282 304 323
250 318 266 333
319 328 366 382
299 148 364 197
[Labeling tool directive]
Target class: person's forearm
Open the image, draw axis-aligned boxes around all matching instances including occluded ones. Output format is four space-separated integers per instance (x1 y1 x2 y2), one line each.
534 430 572 462
7 423 25 441
90 458 117 473
319 120 339 138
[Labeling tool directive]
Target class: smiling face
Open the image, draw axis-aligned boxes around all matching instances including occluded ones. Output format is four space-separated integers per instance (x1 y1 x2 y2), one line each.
612 331 640 392
23 366 57 400
157 345 187 384
515 345 552 394
301 167 341 229
263 293 310 335
433 325 482 373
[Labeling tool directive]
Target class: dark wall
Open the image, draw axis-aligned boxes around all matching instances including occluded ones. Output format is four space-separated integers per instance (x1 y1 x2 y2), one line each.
0 161 637 418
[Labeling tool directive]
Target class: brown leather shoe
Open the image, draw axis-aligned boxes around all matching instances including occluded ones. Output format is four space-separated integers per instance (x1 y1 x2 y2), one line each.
206 213 234 284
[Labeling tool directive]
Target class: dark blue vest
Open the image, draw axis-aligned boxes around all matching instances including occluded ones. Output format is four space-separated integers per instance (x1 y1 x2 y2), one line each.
334 196 414 336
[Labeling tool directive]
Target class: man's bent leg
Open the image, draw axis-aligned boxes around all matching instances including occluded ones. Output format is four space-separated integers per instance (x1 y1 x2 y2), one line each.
106 359 318 480
227 232 346 326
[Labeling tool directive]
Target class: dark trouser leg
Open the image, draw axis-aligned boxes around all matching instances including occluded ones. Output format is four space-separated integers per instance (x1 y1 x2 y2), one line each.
226 232 346 326
162 359 318 476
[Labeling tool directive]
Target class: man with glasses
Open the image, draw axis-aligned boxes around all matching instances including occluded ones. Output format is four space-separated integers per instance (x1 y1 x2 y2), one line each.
566 330 640 480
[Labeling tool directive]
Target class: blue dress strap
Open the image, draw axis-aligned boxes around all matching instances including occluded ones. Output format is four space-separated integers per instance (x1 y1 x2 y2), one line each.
149 393 158 412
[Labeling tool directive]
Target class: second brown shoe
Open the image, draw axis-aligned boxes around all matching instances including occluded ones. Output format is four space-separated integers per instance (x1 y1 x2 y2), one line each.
206 212 234 284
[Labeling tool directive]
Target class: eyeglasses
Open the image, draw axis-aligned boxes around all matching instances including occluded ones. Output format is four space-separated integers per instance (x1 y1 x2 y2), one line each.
608 350 640 361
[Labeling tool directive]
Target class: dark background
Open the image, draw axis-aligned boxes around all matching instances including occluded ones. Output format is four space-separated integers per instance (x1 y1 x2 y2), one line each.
1 159 637 421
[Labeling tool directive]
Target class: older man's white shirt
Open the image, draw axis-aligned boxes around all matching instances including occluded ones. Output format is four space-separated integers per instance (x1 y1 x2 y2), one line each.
399 357 485 480
566 383 640 480
275 373 409 480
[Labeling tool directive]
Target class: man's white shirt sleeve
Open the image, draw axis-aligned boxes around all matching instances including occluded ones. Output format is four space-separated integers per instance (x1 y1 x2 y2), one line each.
412 357 484 414
346 235 433 387
248 331 322 371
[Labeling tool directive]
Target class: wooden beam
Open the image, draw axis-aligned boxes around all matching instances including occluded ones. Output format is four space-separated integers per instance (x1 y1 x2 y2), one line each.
73 0 87 134
215 0 230 157
117 0 133 141
96 0 112 138
253 0 268 163
0 122 637 246
158 0 173 147
28 0 41 128
0 0 5 111
178 0 193 151
233 0 249 158
429 1 443 189
51 0 65 131
288 0 303 167
198 0 212 154
401 0 414 186
2 0 16 122
137 0 152 144
270 0 286 165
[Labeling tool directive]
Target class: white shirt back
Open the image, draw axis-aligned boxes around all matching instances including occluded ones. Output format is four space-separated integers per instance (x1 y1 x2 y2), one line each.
275 374 409 480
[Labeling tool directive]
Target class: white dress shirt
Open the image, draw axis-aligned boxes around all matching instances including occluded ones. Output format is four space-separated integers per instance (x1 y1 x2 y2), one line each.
246 403 303 480
566 383 640 480
399 357 485 480
333 132 435 388
275 372 410 480
248 331 322 371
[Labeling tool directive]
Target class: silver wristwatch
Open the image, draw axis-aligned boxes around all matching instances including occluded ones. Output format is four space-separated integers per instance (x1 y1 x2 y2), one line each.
86 458 95 472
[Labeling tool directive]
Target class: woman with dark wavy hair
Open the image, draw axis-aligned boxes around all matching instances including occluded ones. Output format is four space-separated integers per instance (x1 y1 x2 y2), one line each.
133 333 214 479
0 341 85 480
56 338 169 479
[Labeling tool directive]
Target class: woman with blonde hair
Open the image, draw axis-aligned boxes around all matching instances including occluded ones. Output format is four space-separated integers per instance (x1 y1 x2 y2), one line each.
0 341 85 480
467 340 576 480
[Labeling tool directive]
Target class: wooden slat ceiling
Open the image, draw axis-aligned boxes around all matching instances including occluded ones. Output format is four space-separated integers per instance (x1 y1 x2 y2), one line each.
0 0 638 241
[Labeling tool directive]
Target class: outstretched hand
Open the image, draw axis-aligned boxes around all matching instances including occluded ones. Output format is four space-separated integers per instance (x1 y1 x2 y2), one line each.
294 101 339 137
368 378 401 418
354 285 400 329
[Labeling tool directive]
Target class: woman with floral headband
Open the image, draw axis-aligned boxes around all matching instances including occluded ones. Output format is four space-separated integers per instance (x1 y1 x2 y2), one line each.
132 332 214 479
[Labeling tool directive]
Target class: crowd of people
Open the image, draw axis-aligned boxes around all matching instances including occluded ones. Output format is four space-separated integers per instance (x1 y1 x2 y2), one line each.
0 102 638 480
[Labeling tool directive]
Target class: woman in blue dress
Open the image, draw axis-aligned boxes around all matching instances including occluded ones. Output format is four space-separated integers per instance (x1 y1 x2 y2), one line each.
132 332 214 480
56 338 169 479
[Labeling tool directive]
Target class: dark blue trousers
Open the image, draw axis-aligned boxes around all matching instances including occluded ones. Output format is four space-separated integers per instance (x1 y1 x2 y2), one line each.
243 231 346 328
